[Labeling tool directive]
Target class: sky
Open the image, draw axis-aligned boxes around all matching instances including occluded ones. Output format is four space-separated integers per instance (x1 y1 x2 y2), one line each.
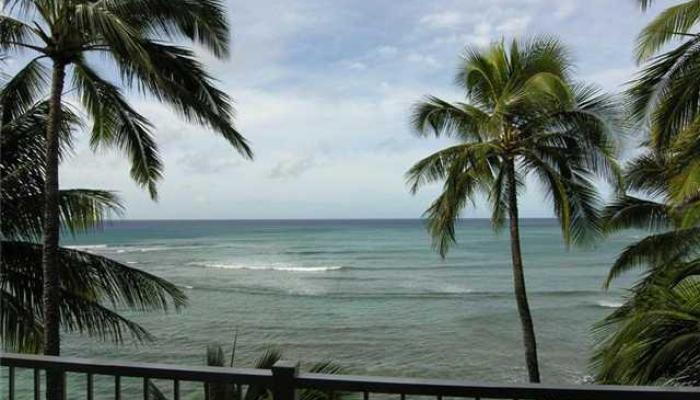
53 0 674 219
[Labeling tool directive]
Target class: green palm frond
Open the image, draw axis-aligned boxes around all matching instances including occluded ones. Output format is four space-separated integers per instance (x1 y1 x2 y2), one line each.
411 96 489 141
604 227 700 289
423 153 496 258
0 57 48 123
628 35 700 150
108 0 230 58
603 195 672 232
111 41 252 158
2 189 123 240
636 0 700 61
73 61 163 198
58 290 154 344
1 240 186 350
2 241 187 312
0 290 43 353
592 275 700 385
0 14 39 52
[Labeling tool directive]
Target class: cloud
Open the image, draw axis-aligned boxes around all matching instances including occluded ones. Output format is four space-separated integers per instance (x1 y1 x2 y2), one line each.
496 16 532 37
268 156 315 180
420 11 464 30
177 152 242 174
53 0 651 219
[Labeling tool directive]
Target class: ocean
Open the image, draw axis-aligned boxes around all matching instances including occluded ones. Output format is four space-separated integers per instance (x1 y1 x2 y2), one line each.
58 219 638 385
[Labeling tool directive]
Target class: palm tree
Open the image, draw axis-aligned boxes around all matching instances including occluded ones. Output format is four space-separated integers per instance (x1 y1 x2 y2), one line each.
1 98 188 353
588 1 700 386
592 277 700 386
149 344 344 400
408 37 621 382
591 149 700 384
1 3 251 396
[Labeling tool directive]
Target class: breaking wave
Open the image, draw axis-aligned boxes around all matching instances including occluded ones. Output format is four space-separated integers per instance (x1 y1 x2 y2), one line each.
189 262 345 273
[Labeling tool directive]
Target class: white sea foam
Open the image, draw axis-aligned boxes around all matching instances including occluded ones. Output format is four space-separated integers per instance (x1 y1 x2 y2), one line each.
437 285 473 294
596 300 623 309
108 246 170 253
126 261 139 264
64 244 108 250
190 262 343 273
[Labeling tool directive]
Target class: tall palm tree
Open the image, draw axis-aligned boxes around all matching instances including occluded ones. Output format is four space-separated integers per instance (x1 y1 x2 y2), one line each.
1 98 187 353
589 1 700 386
1 3 251 397
408 37 621 382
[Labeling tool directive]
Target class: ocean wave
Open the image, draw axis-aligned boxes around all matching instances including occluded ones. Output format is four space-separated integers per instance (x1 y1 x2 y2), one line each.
64 244 108 250
189 262 345 273
65 244 176 253
126 261 139 264
596 300 623 309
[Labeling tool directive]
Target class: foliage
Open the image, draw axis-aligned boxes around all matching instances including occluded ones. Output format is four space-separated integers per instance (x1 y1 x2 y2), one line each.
150 343 345 400
409 37 621 382
592 1 700 385
0 100 187 353
409 37 621 256
593 146 700 384
0 0 252 198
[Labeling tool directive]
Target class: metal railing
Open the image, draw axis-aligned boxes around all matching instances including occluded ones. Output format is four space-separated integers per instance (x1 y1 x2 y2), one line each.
1 352 699 400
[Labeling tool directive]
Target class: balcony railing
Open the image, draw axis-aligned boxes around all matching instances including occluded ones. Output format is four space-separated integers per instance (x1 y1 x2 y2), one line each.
1 352 699 400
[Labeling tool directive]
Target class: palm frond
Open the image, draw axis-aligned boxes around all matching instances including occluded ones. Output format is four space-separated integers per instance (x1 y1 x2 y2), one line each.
424 161 492 258
603 195 672 233
107 0 230 58
2 241 187 315
592 276 700 385
604 227 700 288
0 14 39 52
411 96 488 141
109 41 252 159
2 189 123 241
628 35 700 150
0 57 48 124
406 142 498 193
636 0 700 61
73 61 163 198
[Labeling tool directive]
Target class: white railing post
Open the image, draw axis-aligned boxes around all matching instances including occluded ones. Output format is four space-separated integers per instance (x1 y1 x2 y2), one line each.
272 360 299 400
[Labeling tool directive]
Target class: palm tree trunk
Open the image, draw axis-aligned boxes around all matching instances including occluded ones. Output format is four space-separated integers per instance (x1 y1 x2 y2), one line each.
43 60 66 400
506 161 541 383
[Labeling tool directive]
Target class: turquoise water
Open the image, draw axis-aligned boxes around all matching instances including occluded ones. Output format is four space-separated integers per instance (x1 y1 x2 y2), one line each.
58 219 638 385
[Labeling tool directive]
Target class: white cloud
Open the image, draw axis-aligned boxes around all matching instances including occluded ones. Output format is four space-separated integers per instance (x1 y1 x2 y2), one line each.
420 11 464 30
53 0 652 219
496 16 532 37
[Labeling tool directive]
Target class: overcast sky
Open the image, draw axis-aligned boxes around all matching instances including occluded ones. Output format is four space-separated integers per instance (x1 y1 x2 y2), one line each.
56 0 673 219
